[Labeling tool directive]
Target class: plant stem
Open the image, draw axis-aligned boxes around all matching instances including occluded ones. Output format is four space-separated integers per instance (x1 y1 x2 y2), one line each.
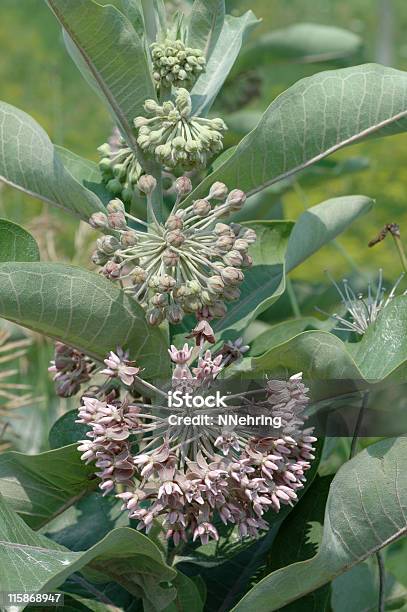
377 549 386 612
349 391 369 460
392 234 407 274
286 277 301 318
349 391 386 612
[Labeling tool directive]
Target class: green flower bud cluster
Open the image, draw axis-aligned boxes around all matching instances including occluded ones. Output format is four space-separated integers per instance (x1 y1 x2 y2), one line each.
98 135 143 204
151 39 206 90
89 178 255 326
134 89 227 170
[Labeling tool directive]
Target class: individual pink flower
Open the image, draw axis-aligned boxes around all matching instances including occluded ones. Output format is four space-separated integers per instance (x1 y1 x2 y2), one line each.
101 349 140 386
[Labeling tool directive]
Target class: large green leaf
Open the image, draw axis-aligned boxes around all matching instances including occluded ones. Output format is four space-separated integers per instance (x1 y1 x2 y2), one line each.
191 11 259 116
0 496 176 608
253 295 407 383
0 262 169 376
247 317 331 358
0 445 96 530
266 476 333 612
47 0 155 147
187 0 225 57
332 560 407 612
49 410 91 450
41 493 129 551
232 436 407 611
0 219 40 262
163 572 205 612
0 102 105 220
236 23 363 72
186 64 407 201
285 195 374 272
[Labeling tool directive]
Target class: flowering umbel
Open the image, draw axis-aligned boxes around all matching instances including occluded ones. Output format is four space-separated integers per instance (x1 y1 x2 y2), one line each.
134 89 227 169
73 326 317 546
151 39 206 90
89 178 255 325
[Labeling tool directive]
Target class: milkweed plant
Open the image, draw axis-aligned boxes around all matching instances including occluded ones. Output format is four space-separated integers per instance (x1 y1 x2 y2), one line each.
0 1 407 611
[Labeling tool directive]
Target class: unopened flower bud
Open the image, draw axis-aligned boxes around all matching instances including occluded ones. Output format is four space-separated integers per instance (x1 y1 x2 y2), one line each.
91 250 109 265
222 286 241 301
226 189 246 210
234 238 250 252
138 175 157 194
193 199 211 217
165 215 184 231
132 267 147 284
242 254 253 268
106 179 123 195
215 223 232 236
120 231 138 247
97 235 120 255
216 235 235 253
223 250 243 267
107 198 125 214
207 275 224 294
221 267 244 286
102 261 121 279
166 229 185 247
162 248 179 267
167 304 184 324
151 293 168 307
187 279 201 295
144 99 160 113
208 182 228 201
148 307 165 326
209 301 227 318
108 211 127 230
175 176 192 196
243 228 257 244
89 212 108 229
159 274 176 292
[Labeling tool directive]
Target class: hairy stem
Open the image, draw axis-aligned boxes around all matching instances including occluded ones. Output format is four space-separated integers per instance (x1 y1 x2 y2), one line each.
349 391 386 611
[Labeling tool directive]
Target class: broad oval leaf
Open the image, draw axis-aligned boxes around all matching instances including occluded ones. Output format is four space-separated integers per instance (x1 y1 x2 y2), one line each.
253 295 407 384
186 64 407 201
187 0 225 58
191 11 259 116
0 101 105 220
0 219 40 262
0 497 176 608
237 23 363 72
232 436 407 611
285 195 374 272
0 262 169 377
47 0 156 147
0 444 96 529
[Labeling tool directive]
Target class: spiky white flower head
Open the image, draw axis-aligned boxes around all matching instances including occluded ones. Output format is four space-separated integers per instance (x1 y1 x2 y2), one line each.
90 178 255 326
76 334 317 545
150 39 206 90
324 270 406 335
134 89 227 170
97 132 143 204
